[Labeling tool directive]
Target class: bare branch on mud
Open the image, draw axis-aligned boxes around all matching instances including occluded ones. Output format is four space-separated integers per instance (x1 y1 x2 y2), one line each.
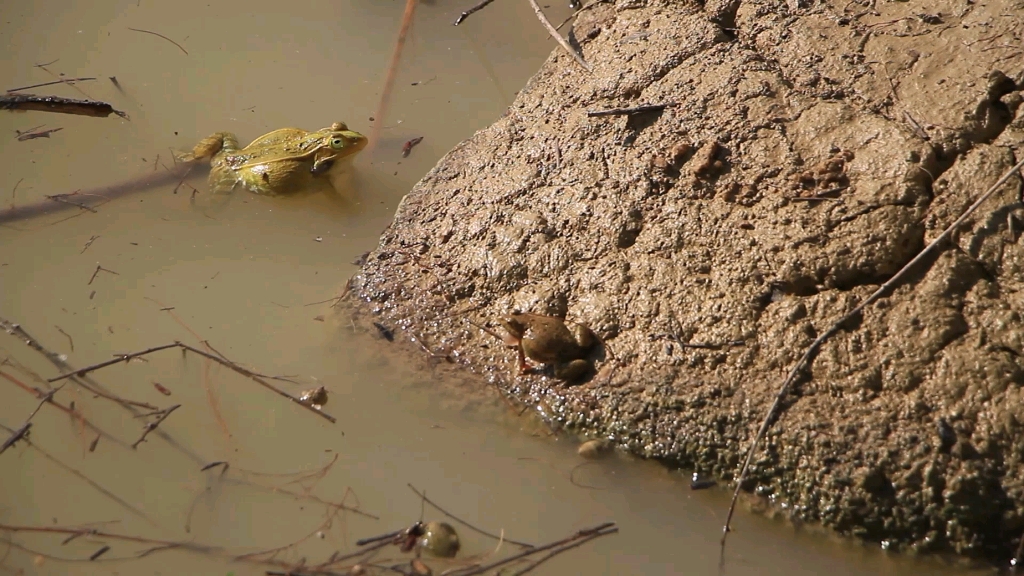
586 102 678 117
454 0 497 25
720 155 1024 547
527 0 592 73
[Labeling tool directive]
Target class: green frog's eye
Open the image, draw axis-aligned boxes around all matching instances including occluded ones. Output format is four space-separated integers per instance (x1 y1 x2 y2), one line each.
330 137 347 149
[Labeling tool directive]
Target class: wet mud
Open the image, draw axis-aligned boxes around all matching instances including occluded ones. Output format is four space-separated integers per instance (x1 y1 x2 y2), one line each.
352 0 1024 563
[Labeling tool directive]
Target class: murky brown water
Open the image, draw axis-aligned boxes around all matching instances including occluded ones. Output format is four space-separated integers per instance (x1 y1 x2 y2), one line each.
0 1 994 575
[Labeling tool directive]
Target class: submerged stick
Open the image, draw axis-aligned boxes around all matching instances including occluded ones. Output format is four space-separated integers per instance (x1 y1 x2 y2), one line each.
449 522 617 575
369 0 418 153
48 343 178 383
720 155 1024 545
454 0 498 25
128 27 189 55
1 93 128 119
407 484 534 548
132 404 180 449
527 0 591 72
46 340 337 423
0 523 215 554
6 78 96 93
0 423 154 524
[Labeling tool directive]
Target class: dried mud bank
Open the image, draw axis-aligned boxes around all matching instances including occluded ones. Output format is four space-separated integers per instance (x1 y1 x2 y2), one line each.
350 0 1024 562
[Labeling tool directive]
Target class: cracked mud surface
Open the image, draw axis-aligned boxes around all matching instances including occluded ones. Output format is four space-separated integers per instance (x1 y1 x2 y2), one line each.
348 0 1024 562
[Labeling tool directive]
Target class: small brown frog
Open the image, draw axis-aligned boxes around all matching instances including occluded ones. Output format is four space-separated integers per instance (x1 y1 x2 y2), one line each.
499 312 597 381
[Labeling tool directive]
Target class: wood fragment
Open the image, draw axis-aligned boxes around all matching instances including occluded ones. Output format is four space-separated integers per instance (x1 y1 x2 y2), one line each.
89 545 111 560
1 93 128 119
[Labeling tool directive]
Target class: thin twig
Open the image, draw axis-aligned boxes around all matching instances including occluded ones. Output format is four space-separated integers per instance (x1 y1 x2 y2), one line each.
527 0 592 72
408 484 534 548
128 27 188 55
720 155 1024 545
454 0 497 25
132 404 180 449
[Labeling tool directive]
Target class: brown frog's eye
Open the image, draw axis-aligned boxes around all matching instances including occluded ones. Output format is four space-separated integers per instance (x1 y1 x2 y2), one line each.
330 137 347 149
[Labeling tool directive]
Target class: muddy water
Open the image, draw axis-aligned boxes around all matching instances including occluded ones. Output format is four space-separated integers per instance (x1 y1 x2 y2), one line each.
0 1 990 575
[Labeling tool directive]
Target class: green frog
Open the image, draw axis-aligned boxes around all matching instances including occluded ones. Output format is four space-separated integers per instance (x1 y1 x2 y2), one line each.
179 122 367 195
499 312 597 381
